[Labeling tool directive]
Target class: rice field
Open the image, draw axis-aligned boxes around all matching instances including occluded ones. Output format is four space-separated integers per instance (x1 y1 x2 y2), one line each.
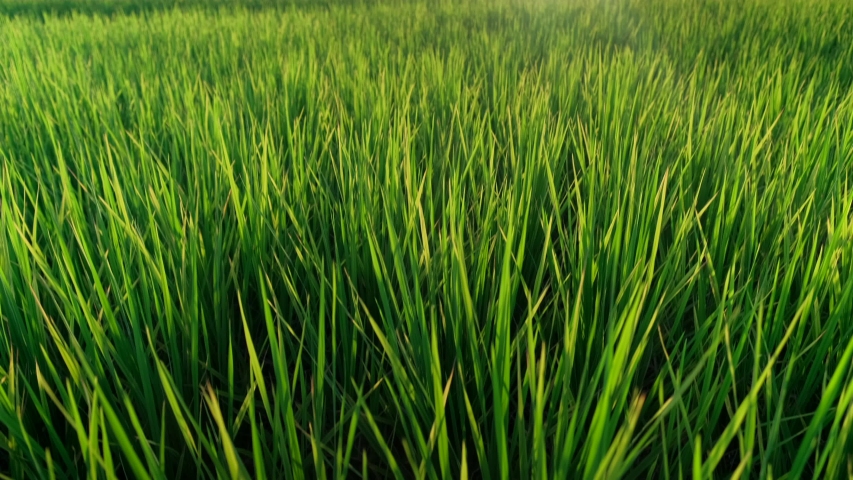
2 0 853 478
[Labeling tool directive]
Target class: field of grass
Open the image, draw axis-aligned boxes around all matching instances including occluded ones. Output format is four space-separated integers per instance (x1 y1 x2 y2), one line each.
2 0 853 478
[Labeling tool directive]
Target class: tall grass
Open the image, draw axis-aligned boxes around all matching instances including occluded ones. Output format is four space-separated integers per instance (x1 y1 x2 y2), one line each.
1 0 853 477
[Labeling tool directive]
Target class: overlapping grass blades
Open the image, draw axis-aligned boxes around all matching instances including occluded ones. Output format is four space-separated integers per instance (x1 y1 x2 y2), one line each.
2 0 853 477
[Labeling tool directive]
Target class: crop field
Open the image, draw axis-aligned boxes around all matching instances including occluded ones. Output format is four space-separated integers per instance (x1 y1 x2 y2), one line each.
2 0 853 478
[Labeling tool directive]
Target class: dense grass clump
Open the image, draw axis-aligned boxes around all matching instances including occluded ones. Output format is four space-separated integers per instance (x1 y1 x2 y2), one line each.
2 0 853 477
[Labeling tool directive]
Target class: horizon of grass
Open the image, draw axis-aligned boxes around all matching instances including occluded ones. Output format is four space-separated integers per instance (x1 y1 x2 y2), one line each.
0 0 361 18
2 0 853 478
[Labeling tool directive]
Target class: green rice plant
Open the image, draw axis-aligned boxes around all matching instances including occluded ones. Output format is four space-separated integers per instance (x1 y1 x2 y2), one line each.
1 0 853 478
